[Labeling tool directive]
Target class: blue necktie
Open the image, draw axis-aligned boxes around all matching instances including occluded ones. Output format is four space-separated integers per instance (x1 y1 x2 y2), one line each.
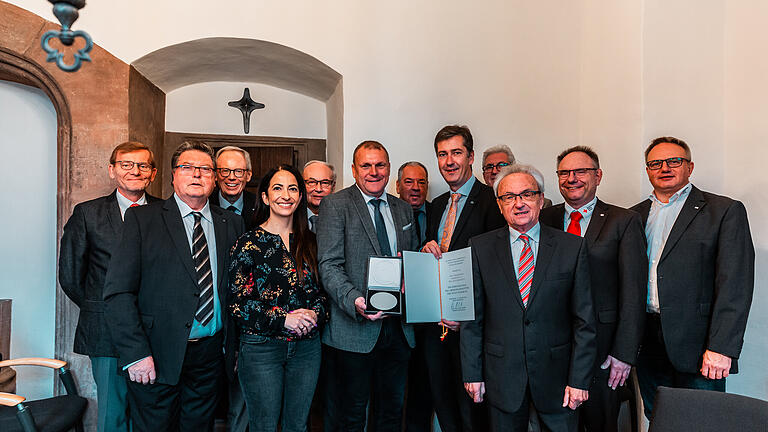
371 199 392 256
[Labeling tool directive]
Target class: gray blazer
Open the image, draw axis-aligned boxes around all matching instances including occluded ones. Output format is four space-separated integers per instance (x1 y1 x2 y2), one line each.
317 185 418 353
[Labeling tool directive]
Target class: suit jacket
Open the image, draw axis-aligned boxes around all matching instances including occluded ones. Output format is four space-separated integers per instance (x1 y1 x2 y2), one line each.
58 190 161 357
103 197 244 385
540 199 647 366
461 224 597 413
210 189 258 231
426 178 506 251
631 185 754 374
317 185 419 353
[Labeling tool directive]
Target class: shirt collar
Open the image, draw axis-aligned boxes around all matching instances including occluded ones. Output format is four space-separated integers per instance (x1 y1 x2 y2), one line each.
307 207 317 219
649 182 692 206
174 193 213 222
218 191 244 212
452 176 476 197
564 196 598 217
115 189 146 208
357 185 389 205
415 203 426 213
509 222 541 244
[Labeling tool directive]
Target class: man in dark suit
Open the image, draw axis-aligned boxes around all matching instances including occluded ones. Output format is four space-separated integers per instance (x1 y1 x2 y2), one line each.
59 141 159 432
317 141 419 431
421 125 506 432
303 160 337 233
104 141 244 431
540 146 647 432
462 164 596 432
210 146 257 231
396 160 434 430
630 137 755 417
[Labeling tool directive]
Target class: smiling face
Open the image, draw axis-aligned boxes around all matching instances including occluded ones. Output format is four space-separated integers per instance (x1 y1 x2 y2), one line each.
646 142 694 201
108 149 157 201
497 173 544 233
172 150 216 209
396 164 428 209
216 150 252 203
557 151 602 209
352 148 390 197
303 162 335 213
262 169 301 219
482 151 511 186
437 135 475 191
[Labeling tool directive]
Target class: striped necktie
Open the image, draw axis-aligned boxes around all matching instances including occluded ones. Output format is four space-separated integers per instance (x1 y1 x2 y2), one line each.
518 234 534 308
192 212 214 326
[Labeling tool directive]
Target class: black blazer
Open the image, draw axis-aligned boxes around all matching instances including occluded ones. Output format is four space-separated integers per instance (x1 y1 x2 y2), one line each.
540 199 647 366
103 197 244 385
58 190 161 357
426 178 505 251
461 225 596 413
631 185 754 374
210 189 258 231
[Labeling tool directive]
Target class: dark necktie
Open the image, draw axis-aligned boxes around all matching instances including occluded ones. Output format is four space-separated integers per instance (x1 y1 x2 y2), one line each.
371 199 392 256
309 214 318 233
192 212 215 327
226 205 239 215
413 209 423 243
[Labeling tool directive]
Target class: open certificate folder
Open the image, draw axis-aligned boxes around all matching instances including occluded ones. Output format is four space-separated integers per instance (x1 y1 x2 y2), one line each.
403 247 475 323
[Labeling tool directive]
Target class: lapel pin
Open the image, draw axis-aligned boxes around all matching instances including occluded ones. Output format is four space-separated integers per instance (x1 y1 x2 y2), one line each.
600 213 605 217
694 206 699 210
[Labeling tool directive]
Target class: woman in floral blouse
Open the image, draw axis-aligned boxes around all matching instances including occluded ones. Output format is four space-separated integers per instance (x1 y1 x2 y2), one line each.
228 164 328 432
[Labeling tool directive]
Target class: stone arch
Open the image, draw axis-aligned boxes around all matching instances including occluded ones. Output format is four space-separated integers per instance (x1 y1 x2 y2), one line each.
132 37 345 183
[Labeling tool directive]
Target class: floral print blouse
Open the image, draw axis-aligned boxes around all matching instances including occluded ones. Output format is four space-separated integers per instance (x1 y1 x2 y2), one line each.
228 227 328 340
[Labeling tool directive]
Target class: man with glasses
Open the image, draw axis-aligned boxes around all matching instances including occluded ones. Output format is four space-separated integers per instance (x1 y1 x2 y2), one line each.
461 164 596 432
104 141 245 430
210 146 257 231
481 145 552 207
59 141 160 432
540 146 647 432
421 125 505 432
630 137 755 417
303 160 336 233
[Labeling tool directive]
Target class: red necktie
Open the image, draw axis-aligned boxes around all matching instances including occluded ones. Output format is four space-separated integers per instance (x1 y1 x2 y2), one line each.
518 235 534 307
567 211 583 236
130 203 139 208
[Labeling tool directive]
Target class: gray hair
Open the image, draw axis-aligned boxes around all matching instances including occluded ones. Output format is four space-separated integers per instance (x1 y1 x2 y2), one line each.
482 145 516 166
493 163 545 196
215 146 252 171
303 160 337 183
397 161 428 182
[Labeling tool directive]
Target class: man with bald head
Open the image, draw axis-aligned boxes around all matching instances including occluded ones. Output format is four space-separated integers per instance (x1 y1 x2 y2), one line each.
462 164 596 431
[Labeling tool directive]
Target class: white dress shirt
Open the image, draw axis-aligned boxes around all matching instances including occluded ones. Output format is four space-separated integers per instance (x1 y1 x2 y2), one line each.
357 186 397 255
563 196 598 236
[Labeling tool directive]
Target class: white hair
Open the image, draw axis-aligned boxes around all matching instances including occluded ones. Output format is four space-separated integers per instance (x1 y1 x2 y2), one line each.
493 163 545 196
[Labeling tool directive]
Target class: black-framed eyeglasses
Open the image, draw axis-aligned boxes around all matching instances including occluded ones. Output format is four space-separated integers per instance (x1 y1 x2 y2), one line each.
174 164 215 176
646 157 689 170
555 168 599 179
482 162 511 172
304 178 334 189
114 160 154 172
217 168 249 178
497 190 541 203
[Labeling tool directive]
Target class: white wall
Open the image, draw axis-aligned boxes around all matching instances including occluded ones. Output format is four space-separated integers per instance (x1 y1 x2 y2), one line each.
7 0 768 400
0 80 57 399
166 81 327 138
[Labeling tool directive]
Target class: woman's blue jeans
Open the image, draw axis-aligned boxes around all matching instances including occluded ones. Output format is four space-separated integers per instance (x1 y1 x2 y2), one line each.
238 334 322 432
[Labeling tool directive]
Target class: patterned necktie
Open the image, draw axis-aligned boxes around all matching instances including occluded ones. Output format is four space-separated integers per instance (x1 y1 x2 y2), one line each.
439 194 461 252
309 214 318 233
518 234 534 308
567 211 583 236
192 212 215 326
371 199 392 256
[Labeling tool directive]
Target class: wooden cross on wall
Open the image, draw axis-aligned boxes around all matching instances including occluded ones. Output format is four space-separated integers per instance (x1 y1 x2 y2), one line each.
228 88 265 134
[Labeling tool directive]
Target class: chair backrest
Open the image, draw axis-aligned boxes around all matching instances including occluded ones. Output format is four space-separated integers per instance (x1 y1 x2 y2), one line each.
649 386 768 432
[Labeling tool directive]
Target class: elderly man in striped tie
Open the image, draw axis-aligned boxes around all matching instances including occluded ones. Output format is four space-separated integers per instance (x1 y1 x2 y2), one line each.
460 163 597 432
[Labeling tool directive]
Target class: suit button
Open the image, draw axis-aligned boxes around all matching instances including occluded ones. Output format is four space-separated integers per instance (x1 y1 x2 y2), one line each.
525 320 531 326
185 322 192 328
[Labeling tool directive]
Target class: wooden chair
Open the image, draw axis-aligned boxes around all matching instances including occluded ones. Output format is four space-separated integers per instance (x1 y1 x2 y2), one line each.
0 358 87 432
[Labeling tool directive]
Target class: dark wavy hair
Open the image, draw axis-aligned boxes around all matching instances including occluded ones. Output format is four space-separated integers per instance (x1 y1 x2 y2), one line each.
253 164 317 282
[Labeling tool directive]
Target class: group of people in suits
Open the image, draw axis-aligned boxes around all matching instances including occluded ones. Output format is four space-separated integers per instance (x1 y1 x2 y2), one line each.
58 126 754 432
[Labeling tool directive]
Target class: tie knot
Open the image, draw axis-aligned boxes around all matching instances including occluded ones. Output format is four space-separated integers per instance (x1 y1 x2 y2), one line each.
227 205 238 213
570 211 583 222
450 193 461 204
519 234 530 245
129 203 139 208
192 211 202 222
370 198 383 208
